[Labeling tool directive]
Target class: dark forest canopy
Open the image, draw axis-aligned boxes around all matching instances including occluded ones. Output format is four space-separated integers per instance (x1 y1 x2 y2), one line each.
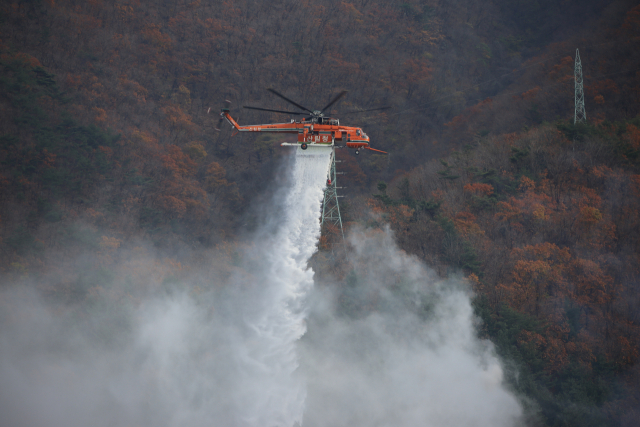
1 0 640 425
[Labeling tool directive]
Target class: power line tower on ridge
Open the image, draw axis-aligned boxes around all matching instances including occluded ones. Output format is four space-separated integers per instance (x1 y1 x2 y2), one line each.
321 148 345 242
574 48 587 124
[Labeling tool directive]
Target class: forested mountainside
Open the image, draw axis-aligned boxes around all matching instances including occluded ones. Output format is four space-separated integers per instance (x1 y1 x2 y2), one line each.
2 0 640 425
352 122 640 426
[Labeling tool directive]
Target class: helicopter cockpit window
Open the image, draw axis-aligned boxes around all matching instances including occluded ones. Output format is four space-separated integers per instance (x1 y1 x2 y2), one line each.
356 129 361 136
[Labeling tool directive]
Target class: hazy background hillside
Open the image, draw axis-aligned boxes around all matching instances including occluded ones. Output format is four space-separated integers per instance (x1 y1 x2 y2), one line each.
1 0 640 425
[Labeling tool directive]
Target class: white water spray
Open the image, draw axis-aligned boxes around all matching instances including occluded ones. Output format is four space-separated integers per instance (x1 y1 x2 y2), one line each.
234 146 333 427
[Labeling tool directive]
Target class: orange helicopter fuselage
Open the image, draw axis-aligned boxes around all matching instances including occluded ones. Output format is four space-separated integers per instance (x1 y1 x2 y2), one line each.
222 111 372 150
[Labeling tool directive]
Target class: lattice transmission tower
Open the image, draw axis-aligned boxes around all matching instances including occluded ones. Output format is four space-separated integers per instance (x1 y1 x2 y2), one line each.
574 48 587 124
321 148 345 241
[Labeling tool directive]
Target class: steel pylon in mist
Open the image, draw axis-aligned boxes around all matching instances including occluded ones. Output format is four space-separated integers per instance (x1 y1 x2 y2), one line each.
574 48 587 124
321 148 345 241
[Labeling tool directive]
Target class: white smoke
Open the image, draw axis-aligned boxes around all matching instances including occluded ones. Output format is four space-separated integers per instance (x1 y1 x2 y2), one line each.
0 147 524 427
300 227 523 427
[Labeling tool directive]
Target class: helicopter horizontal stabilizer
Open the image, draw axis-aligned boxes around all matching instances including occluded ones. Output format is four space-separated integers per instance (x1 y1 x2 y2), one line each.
364 146 388 154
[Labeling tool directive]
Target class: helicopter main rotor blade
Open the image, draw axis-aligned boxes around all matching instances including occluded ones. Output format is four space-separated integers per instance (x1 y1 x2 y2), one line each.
320 91 348 114
243 106 305 115
339 106 390 115
267 88 313 114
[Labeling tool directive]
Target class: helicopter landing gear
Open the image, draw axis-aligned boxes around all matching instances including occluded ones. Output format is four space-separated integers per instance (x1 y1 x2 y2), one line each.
355 150 360 155
301 143 308 150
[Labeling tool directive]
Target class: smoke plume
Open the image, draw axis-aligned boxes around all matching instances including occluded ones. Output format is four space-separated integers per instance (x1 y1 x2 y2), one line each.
301 227 523 427
0 148 522 427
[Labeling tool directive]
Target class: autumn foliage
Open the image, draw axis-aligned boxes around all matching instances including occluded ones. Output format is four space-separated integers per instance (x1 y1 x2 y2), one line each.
1 1 640 426
370 122 640 425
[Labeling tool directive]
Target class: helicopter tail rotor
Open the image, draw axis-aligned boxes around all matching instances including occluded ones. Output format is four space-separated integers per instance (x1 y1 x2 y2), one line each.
215 100 232 131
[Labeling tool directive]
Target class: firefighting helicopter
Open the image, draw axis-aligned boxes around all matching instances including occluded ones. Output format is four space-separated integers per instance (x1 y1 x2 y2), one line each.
215 89 388 155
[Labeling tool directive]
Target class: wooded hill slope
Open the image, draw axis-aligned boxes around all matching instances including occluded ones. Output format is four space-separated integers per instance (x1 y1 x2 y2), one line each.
2 0 640 426
2 0 635 250
352 121 640 426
